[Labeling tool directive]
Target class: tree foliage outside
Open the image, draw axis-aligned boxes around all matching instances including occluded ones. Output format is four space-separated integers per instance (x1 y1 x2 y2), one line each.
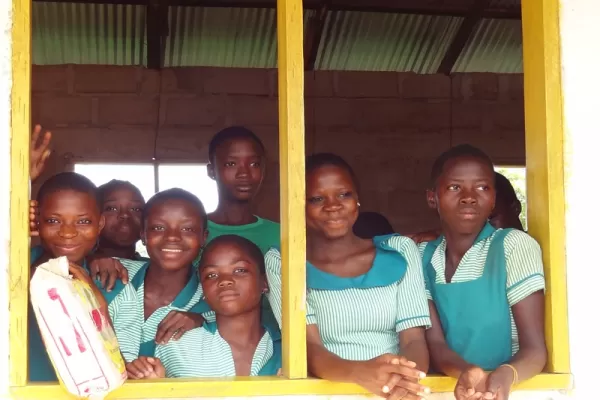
495 167 527 230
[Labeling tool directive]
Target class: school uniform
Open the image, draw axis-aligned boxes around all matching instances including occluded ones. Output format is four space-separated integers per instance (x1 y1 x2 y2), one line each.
265 234 431 361
155 321 281 378
107 260 210 363
419 222 545 370
206 217 281 334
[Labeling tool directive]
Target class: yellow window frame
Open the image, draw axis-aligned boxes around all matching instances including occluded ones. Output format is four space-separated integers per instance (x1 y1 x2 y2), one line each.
8 0 571 398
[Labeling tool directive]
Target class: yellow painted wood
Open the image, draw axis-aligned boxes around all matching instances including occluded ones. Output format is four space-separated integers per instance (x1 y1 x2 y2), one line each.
521 0 570 374
10 374 572 399
276 0 307 379
9 0 32 387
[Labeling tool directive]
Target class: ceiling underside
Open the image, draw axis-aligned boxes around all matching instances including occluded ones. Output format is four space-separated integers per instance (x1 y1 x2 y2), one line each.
31 0 523 73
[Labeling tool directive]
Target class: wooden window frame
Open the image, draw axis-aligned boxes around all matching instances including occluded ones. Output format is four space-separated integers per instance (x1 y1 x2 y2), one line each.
8 0 571 398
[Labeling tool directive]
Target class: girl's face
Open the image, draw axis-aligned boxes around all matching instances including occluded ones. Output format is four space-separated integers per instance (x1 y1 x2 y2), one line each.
427 156 496 235
101 185 144 247
208 138 265 203
305 165 360 240
143 199 206 271
39 190 105 264
199 242 266 317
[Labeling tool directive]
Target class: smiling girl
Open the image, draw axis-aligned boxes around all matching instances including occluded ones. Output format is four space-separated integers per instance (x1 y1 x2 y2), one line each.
106 188 211 375
265 153 430 400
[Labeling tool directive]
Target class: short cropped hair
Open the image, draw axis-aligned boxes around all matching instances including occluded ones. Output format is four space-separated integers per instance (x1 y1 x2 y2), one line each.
143 188 207 230
37 172 100 212
208 126 265 163
430 144 494 187
199 234 265 275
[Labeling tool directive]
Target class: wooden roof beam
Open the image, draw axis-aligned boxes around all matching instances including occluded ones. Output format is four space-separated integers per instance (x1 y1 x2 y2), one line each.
437 0 491 75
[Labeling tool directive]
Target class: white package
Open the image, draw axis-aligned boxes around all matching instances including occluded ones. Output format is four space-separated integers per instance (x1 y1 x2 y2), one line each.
30 256 127 399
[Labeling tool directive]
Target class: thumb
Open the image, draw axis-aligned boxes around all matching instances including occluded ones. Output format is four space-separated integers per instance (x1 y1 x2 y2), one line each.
146 357 156 364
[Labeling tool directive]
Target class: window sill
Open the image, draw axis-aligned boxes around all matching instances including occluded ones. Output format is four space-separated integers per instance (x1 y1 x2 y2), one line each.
10 373 572 399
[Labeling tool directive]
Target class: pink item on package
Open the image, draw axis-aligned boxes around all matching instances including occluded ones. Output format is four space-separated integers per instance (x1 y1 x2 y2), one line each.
30 256 127 399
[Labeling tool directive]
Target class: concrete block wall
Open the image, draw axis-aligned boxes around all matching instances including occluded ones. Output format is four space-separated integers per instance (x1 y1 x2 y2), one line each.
32 65 525 233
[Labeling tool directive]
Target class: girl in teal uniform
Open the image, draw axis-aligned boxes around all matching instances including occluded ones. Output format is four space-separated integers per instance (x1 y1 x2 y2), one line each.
29 172 120 382
106 189 211 374
422 145 547 400
86 180 147 289
130 235 281 378
95 180 147 260
265 153 430 400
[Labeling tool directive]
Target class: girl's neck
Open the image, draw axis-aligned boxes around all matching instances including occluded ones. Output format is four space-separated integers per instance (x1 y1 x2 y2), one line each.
96 239 137 259
216 309 263 347
145 262 191 292
307 232 364 263
210 200 257 226
441 223 483 264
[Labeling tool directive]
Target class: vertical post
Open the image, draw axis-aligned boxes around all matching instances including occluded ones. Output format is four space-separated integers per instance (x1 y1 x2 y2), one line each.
277 0 307 379
9 0 32 387
521 0 570 373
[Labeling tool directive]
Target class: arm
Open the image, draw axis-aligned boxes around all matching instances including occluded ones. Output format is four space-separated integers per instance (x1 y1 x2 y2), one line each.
504 291 547 380
398 327 429 373
307 324 359 381
497 231 547 382
425 300 471 378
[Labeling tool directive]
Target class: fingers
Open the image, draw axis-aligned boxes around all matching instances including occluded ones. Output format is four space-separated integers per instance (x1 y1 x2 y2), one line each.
40 131 52 151
172 326 186 341
382 363 426 381
383 374 429 397
386 386 424 400
126 358 155 379
155 311 181 344
31 124 41 144
98 268 109 289
105 263 119 291
118 263 129 284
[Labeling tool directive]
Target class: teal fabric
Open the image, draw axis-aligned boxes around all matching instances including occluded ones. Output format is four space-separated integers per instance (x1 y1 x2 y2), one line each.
423 225 514 370
304 234 408 290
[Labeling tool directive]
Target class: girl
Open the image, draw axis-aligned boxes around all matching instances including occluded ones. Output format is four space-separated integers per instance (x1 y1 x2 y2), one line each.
265 153 431 400
29 172 110 381
107 188 211 367
421 145 546 400
128 235 280 378
206 126 280 254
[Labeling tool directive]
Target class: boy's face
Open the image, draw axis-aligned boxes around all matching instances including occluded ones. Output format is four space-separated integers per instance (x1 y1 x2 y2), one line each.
39 190 105 264
199 242 266 317
143 199 206 271
101 186 144 247
427 156 496 235
208 138 264 202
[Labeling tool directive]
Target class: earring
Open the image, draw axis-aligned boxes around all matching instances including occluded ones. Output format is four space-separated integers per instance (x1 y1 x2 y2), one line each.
357 202 361 207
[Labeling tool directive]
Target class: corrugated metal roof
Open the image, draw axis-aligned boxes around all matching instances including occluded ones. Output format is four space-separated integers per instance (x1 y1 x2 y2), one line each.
452 18 522 73
31 2 523 73
164 7 314 68
164 7 277 68
32 2 146 66
314 11 463 73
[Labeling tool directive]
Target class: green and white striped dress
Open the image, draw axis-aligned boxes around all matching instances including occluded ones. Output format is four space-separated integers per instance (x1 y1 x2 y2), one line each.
155 321 281 377
419 226 545 355
108 261 209 362
265 234 431 361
